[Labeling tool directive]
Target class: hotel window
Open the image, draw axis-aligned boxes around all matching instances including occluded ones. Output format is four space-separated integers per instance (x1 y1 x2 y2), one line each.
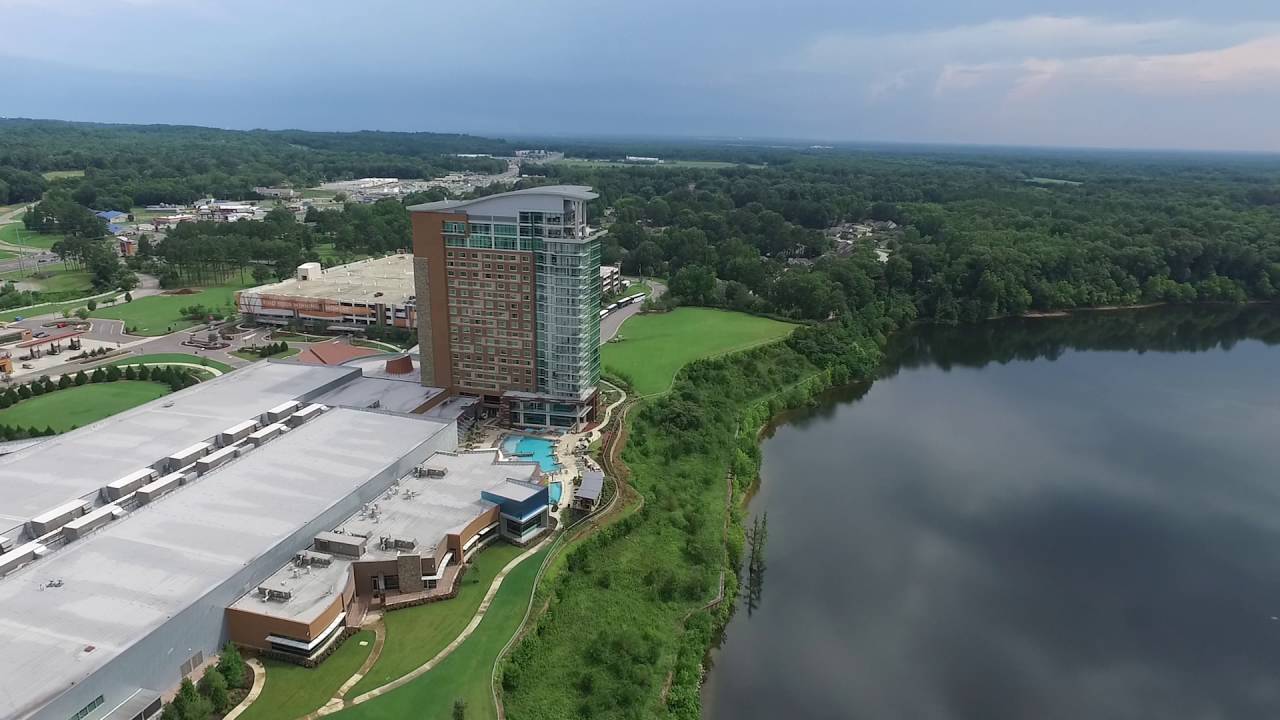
444 221 467 233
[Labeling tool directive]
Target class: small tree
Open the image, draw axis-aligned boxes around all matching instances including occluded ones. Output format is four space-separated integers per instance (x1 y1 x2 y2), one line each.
216 643 247 689
73 370 88 386
453 699 467 720
0 395 10 409
41 378 55 394
124 291 133 302
198 667 230 715
137 364 152 381
87 299 98 311
124 365 137 380
29 381 44 396
57 374 71 389
90 367 106 383
172 677 211 720
17 384 31 400
75 308 89 320
105 365 122 382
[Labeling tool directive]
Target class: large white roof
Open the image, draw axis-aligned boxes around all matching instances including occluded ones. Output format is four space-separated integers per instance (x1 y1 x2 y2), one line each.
0 408 451 720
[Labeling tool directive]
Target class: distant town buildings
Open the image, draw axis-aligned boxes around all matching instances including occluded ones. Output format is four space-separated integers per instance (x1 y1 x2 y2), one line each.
253 186 300 199
408 185 605 430
623 155 661 164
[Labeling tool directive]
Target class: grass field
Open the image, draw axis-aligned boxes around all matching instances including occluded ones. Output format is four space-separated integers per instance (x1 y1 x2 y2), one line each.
1 265 95 295
349 542 527 697
106 353 234 373
337 546 549 720
237 629 376 720
602 307 796 395
0 381 170 432
41 170 85 180
90 283 247 336
0 223 64 250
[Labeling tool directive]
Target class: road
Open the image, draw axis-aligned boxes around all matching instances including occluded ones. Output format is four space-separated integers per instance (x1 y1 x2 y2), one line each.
600 278 666 344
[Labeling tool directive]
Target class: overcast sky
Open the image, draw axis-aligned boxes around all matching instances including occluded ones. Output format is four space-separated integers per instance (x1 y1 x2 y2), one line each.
2 0 1278 151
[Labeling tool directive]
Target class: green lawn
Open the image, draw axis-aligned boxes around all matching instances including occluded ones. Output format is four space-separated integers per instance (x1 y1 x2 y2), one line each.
1 266 96 295
237 629 375 720
0 223 64 250
337 546 549 720
351 339 401 352
0 381 170 432
348 543 527 697
90 284 247 336
106 353 234 373
603 307 796 395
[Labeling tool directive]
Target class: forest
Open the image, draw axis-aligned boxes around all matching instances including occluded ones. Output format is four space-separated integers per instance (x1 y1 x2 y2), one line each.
0 118 508 206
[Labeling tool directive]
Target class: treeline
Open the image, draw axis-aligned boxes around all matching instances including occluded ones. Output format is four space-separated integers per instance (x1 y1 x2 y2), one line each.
23 190 137 290
304 198 410 255
0 118 511 208
0 165 46 204
528 149 1280 322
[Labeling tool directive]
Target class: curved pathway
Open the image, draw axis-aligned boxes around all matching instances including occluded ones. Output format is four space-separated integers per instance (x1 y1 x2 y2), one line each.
223 659 267 720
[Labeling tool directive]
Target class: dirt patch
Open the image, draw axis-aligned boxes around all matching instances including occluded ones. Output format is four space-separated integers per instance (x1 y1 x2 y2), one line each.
162 288 200 295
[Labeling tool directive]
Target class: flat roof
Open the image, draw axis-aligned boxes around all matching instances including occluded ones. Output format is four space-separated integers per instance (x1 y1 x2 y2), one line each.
576 469 605 502
0 362 357 535
239 254 416 305
0 408 451 720
335 450 540 561
312 375 444 414
406 184 597 212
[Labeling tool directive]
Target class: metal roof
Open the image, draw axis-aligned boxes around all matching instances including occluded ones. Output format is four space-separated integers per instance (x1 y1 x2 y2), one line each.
0 408 452 720
575 470 605 502
0 362 357 536
406 184 598 213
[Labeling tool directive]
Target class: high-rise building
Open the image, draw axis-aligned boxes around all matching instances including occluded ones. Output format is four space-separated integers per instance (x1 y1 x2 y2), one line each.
409 185 604 430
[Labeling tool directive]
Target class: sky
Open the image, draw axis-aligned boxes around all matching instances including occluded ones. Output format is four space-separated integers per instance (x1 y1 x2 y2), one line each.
1 0 1278 151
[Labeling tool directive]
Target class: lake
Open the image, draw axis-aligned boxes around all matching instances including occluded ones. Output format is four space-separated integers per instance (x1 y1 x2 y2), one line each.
702 306 1280 720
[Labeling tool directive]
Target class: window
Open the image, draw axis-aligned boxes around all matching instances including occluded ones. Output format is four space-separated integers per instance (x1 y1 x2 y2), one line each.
70 696 105 720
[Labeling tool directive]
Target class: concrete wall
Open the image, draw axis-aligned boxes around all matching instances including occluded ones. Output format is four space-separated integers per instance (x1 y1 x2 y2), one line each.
29 417 456 720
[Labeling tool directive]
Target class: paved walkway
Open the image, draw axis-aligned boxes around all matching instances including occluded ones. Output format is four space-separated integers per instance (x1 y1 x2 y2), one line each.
331 539 549 712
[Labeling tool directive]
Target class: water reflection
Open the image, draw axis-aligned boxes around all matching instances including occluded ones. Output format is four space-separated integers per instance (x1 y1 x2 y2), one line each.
703 305 1280 720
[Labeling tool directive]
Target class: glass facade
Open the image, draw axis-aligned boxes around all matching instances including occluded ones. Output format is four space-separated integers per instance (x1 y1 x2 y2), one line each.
533 202 601 400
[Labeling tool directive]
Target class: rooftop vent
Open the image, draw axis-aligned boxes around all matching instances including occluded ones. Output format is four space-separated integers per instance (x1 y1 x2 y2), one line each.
385 354 414 375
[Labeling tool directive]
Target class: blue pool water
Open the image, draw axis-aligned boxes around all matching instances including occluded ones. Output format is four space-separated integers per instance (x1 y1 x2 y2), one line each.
502 435 561 473
549 482 563 504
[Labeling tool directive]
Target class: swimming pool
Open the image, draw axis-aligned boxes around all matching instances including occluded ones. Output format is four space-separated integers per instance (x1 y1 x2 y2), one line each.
501 434 561 473
549 481 563 504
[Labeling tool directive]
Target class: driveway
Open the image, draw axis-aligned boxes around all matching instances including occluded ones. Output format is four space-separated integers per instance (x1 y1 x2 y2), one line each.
600 278 666 344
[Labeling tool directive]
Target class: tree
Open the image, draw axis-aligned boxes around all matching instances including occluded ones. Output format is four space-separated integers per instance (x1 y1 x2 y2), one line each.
73 370 88 386
252 266 274 284
668 265 716 305
198 667 230 715
57 374 71 389
87 299 98 311
105 364 122 382
216 643 247 689
172 677 212 720
29 381 44 396
124 365 137 380
90 367 106 383
124 291 133 302
452 699 467 720
17 384 31 400
137 364 152 381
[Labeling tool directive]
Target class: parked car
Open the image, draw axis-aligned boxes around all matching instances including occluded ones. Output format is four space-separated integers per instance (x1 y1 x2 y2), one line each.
33 331 48 338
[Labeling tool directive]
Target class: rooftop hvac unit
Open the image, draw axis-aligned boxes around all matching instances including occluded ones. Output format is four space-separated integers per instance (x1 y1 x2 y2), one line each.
268 588 292 601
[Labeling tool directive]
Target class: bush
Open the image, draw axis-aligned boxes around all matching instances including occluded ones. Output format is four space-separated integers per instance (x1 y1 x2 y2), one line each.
57 374 71 389
124 291 133 302
216 643 247 689
105 365 122 382
73 370 88 386
124 365 137 380
198 667 230 715
87 299 97 311
17 384 31 400
90 367 106 383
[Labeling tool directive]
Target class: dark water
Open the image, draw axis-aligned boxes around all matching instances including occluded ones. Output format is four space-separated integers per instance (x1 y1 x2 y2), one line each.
703 306 1280 720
